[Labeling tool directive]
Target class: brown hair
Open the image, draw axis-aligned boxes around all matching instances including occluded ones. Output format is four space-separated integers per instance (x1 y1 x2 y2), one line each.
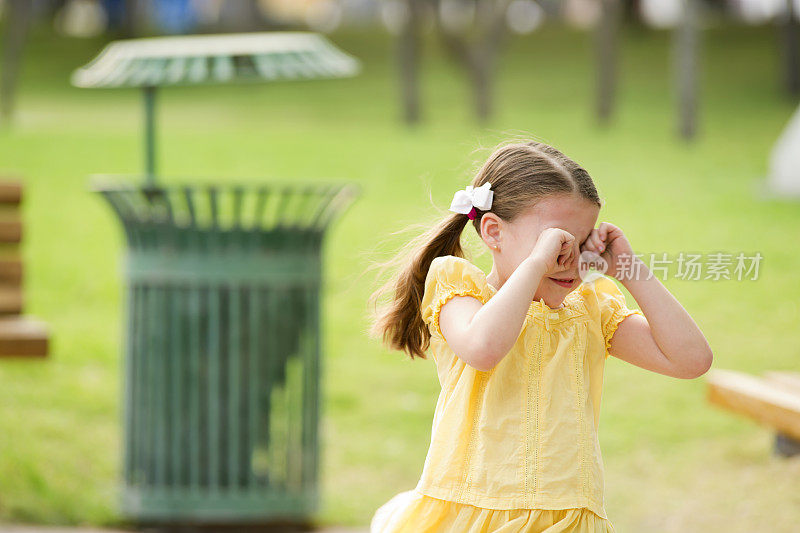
367 139 603 360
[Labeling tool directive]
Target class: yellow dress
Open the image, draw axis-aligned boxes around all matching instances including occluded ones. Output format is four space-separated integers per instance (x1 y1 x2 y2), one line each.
371 255 644 533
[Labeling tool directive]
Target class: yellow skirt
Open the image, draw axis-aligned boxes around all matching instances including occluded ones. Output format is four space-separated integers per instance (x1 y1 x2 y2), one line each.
370 489 615 533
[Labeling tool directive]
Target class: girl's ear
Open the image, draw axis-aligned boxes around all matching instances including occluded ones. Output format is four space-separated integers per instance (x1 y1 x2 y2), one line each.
480 213 502 249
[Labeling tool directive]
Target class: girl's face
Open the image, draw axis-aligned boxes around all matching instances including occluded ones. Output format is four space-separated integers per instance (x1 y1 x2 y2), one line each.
485 193 601 308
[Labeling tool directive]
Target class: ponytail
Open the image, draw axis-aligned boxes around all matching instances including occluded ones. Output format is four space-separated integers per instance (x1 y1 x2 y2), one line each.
367 212 472 359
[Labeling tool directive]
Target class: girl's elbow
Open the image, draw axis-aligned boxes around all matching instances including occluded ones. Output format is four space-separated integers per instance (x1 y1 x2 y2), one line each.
698 348 714 376
459 351 495 372
470 359 495 372
471 351 499 372
453 343 495 372
681 347 714 379
469 340 503 372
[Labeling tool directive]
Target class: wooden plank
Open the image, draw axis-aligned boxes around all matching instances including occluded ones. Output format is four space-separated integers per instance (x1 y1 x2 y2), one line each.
0 286 23 314
0 257 22 284
0 315 48 357
0 182 22 204
0 219 21 243
763 371 800 396
706 368 800 441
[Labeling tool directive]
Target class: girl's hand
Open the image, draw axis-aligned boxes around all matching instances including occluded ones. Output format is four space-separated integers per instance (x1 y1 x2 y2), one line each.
529 227 577 277
579 222 635 281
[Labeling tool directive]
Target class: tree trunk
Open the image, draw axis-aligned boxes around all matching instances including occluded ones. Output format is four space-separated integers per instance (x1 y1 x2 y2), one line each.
122 0 142 38
674 0 699 141
781 0 800 97
399 0 423 124
218 0 268 32
596 0 620 126
432 0 511 123
471 47 492 124
0 0 32 126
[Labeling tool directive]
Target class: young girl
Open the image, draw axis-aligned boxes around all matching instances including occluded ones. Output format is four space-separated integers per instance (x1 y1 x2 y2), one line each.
367 139 713 532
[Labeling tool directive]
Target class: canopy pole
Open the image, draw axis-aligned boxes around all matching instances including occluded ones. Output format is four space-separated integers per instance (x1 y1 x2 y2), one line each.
143 85 157 186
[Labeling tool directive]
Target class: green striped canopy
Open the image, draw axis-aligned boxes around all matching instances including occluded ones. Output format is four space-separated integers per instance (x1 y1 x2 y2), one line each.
71 31 360 88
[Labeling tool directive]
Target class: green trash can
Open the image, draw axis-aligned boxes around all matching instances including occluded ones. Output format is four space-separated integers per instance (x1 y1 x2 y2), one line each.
93 179 359 525
71 32 362 526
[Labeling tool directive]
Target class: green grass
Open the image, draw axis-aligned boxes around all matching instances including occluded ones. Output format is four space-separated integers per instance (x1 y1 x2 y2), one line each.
0 20 799 532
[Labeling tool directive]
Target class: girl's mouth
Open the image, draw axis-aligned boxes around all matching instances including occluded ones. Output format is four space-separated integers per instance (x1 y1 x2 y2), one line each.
548 277 575 288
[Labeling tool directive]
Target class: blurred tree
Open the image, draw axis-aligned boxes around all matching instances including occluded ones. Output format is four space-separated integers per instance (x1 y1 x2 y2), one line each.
674 0 699 140
0 0 32 126
217 0 270 32
430 0 513 124
121 0 143 37
621 0 641 24
596 0 621 126
398 0 424 124
780 0 800 97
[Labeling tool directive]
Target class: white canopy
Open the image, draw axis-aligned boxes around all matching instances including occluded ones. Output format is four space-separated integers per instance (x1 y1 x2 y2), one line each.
71 31 360 88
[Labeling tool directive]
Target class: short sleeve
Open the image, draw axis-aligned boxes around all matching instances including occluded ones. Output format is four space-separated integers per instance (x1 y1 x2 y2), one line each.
420 255 494 339
592 275 644 359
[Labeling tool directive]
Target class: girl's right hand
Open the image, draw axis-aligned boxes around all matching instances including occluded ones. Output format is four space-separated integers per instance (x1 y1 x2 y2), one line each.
528 228 577 276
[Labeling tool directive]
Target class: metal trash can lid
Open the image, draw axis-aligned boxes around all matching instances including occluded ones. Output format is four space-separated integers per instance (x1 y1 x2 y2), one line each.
89 176 361 234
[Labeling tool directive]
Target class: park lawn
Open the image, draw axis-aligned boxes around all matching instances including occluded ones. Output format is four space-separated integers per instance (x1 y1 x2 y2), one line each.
0 20 799 532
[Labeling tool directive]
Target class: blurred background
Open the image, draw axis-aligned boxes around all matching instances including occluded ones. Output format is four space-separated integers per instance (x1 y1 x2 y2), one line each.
1 0 799 531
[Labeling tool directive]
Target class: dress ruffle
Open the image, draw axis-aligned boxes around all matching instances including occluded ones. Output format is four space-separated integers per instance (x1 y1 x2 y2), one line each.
587 275 644 358
420 255 494 339
371 489 616 533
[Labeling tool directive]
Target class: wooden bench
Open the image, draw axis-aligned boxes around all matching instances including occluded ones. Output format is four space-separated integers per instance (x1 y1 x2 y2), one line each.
0 181 48 358
706 368 800 456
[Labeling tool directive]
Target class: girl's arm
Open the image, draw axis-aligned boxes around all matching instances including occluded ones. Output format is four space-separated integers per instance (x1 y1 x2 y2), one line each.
439 228 576 372
583 222 713 379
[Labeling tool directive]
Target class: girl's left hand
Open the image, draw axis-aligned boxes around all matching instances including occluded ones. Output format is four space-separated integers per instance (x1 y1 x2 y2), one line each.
579 222 636 281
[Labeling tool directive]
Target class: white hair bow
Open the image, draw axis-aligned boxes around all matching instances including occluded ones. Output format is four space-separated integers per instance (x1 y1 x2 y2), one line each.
449 182 493 219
